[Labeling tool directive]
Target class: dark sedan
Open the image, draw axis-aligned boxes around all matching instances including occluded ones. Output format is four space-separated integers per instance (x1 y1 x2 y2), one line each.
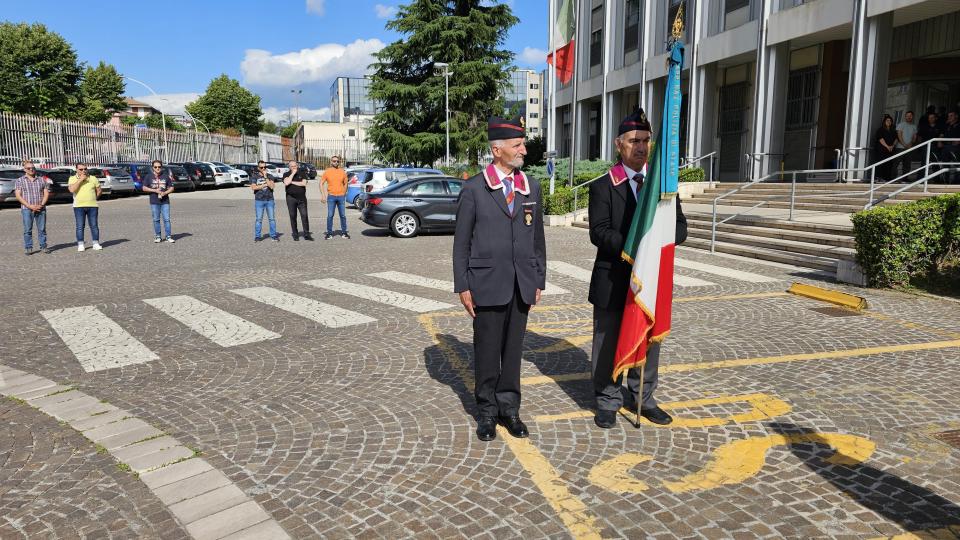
360 176 461 238
178 162 217 189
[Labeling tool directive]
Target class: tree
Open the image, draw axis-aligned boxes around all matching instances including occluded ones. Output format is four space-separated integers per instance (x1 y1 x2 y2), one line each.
280 121 300 139
186 75 263 135
368 0 517 166
261 120 280 135
0 22 83 118
524 135 546 167
78 61 126 123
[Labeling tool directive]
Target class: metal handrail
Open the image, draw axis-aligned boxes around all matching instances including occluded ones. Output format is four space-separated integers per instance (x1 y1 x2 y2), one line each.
868 167 958 207
571 173 606 214
684 151 717 185
744 151 786 179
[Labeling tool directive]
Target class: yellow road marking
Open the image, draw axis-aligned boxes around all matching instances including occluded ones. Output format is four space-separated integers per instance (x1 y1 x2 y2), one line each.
533 393 792 428
520 340 960 386
661 432 876 494
868 525 960 539
418 313 605 540
862 311 960 340
532 335 593 354
587 453 653 493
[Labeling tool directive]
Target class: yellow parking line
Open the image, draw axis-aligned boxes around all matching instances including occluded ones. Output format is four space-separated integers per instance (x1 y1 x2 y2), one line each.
520 340 960 386
868 525 960 539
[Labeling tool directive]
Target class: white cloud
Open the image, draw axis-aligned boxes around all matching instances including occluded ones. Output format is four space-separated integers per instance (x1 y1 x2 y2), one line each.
241 39 385 87
374 4 397 19
518 47 547 67
261 106 330 123
132 93 201 116
306 0 325 16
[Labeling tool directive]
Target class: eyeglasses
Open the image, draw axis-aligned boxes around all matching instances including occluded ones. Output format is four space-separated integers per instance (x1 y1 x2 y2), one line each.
153 166 162 169
258 166 266 169
24 166 35 170
77 168 87 171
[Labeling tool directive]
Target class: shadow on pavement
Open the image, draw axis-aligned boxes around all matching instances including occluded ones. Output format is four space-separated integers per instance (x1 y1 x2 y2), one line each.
768 422 960 531
171 232 193 241
361 229 391 237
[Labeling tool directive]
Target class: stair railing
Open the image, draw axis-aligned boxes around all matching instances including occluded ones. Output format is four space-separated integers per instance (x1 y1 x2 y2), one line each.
571 173 606 216
683 151 717 186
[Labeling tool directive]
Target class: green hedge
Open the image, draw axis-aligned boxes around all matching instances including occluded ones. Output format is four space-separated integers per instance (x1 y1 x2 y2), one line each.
680 166 705 182
851 193 960 287
544 186 590 215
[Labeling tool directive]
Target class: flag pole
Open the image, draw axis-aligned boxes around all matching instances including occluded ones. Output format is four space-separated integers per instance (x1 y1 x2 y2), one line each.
567 0 580 188
548 0 557 195
636 362 644 427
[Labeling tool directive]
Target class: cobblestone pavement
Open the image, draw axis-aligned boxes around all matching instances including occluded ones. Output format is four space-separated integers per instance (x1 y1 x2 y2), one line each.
1 187 959 539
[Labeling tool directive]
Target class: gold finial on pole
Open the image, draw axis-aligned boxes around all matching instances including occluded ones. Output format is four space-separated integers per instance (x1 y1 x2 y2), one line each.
671 2 685 40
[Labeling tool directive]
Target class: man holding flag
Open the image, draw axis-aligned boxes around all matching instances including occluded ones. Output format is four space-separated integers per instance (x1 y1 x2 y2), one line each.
588 108 687 429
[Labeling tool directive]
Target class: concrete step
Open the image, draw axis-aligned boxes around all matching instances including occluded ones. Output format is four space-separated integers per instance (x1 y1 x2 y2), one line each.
685 218 856 249
684 212 853 236
692 197 866 213
685 228 856 261
682 237 839 272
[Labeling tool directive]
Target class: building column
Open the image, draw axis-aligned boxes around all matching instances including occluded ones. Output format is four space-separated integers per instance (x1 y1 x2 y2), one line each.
686 0 714 163
841 1 893 176
599 0 614 160
749 0 788 179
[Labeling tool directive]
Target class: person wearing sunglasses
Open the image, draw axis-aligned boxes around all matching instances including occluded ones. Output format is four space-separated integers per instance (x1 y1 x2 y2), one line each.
142 160 176 243
14 159 51 255
320 155 349 239
67 163 103 252
250 160 279 242
282 160 312 241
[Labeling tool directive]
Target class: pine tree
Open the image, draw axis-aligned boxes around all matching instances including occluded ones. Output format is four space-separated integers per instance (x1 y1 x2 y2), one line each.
368 0 517 166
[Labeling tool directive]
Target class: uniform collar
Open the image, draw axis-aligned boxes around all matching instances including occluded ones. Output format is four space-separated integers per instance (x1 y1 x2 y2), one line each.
482 163 530 195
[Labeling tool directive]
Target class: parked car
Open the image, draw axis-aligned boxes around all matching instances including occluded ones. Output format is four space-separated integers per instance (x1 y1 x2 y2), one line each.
266 161 290 177
353 167 444 209
210 161 248 185
176 162 217 189
0 155 23 166
165 164 195 191
51 166 122 197
36 168 74 202
107 162 150 190
298 161 317 179
360 176 461 238
231 163 280 182
197 161 236 187
0 165 22 203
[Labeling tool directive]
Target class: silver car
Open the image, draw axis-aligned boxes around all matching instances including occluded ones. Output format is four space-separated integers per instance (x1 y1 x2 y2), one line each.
0 165 21 203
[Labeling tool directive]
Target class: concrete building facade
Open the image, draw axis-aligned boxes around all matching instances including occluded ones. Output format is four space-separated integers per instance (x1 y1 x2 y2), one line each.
504 69 546 137
330 77 380 125
550 0 960 180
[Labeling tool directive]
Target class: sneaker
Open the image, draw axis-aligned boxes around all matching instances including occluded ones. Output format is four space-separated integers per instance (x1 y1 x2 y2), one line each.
166 237 176 243
342 232 350 240
77 243 86 252
324 233 332 240
24 248 31 256
92 243 102 251
41 247 51 254
154 237 162 243
254 237 262 243
271 237 279 242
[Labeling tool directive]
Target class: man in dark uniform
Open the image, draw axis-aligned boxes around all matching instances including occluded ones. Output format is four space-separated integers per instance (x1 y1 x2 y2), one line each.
453 116 547 442
588 109 688 429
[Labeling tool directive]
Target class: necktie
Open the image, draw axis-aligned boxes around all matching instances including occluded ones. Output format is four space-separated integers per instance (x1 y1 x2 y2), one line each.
633 173 644 199
504 175 515 214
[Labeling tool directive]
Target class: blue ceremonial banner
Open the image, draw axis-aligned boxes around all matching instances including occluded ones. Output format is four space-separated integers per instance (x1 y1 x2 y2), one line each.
660 40 684 197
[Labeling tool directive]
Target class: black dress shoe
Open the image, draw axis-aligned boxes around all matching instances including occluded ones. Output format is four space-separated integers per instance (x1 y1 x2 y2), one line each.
594 409 617 429
476 416 497 441
498 415 529 438
641 406 673 425
293 235 300 241
303 233 314 241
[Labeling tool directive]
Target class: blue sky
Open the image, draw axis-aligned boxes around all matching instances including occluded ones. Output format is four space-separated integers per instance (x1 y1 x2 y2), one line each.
3 0 548 122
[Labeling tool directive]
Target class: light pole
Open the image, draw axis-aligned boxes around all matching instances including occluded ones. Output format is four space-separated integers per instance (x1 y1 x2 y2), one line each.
123 75 168 162
290 89 302 124
434 62 452 166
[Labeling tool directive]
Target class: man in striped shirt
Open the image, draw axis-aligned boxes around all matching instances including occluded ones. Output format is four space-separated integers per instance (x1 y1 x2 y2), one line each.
14 159 51 255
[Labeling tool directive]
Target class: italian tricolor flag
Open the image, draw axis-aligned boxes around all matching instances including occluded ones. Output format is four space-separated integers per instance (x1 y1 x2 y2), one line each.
611 154 678 382
547 0 575 84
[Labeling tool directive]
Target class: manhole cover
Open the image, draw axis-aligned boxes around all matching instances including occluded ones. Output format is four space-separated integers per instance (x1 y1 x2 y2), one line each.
934 430 960 450
809 307 862 317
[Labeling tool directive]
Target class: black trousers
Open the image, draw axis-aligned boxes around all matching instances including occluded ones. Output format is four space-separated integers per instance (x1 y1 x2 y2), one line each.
473 286 530 418
286 195 309 237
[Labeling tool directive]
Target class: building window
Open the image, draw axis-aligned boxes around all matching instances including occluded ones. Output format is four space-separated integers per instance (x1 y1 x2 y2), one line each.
530 83 539 89
725 0 749 12
530 98 539 104
785 67 819 129
590 6 603 68
530 127 539 133
624 0 640 54
530 113 539 118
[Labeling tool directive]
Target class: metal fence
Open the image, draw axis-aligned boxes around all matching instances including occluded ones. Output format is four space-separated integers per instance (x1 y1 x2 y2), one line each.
0 112 293 166
298 138 377 167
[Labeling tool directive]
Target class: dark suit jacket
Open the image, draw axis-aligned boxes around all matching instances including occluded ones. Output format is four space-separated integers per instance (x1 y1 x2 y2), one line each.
588 172 688 311
453 172 547 306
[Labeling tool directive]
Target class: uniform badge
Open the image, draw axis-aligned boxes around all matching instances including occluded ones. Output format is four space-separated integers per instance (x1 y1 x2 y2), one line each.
524 208 533 226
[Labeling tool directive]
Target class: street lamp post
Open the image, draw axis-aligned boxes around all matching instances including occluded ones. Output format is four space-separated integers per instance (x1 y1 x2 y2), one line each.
123 75 168 162
291 89 302 124
434 62 452 166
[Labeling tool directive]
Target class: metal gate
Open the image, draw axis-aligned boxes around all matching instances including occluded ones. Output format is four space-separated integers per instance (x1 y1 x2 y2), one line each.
718 82 748 179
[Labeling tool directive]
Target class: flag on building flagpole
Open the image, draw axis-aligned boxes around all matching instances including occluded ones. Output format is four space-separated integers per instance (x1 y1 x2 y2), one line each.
611 34 685 382
547 0 575 84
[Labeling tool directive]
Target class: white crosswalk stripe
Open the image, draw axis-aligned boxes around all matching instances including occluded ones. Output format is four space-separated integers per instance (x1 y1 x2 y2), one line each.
143 295 280 347
673 274 716 287
368 271 570 295
304 278 455 313
40 306 159 373
547 261 593 282
674 258 781 283
230 287 375 328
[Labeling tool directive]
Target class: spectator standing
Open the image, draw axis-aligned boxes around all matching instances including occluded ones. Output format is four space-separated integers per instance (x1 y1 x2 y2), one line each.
917 112 942 161
283 161 312 241
251 160 279 242
14 159 51 255
873 115 897 181
941 111 960 161
320 155 350 239
142 160 175 243
68 163 103 251
895 111 917 177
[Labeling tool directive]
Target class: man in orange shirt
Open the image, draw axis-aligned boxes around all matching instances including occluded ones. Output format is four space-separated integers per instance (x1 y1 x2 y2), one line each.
320 155 350 239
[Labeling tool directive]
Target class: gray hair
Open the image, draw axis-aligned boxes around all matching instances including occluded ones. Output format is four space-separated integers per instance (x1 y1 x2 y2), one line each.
489 139 506 150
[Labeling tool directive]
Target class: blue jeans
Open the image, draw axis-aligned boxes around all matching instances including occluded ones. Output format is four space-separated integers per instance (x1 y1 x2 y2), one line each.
21 208 47 249
254 199 277 239
150 203 172 238
74 207 100 243
326 195 347 234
